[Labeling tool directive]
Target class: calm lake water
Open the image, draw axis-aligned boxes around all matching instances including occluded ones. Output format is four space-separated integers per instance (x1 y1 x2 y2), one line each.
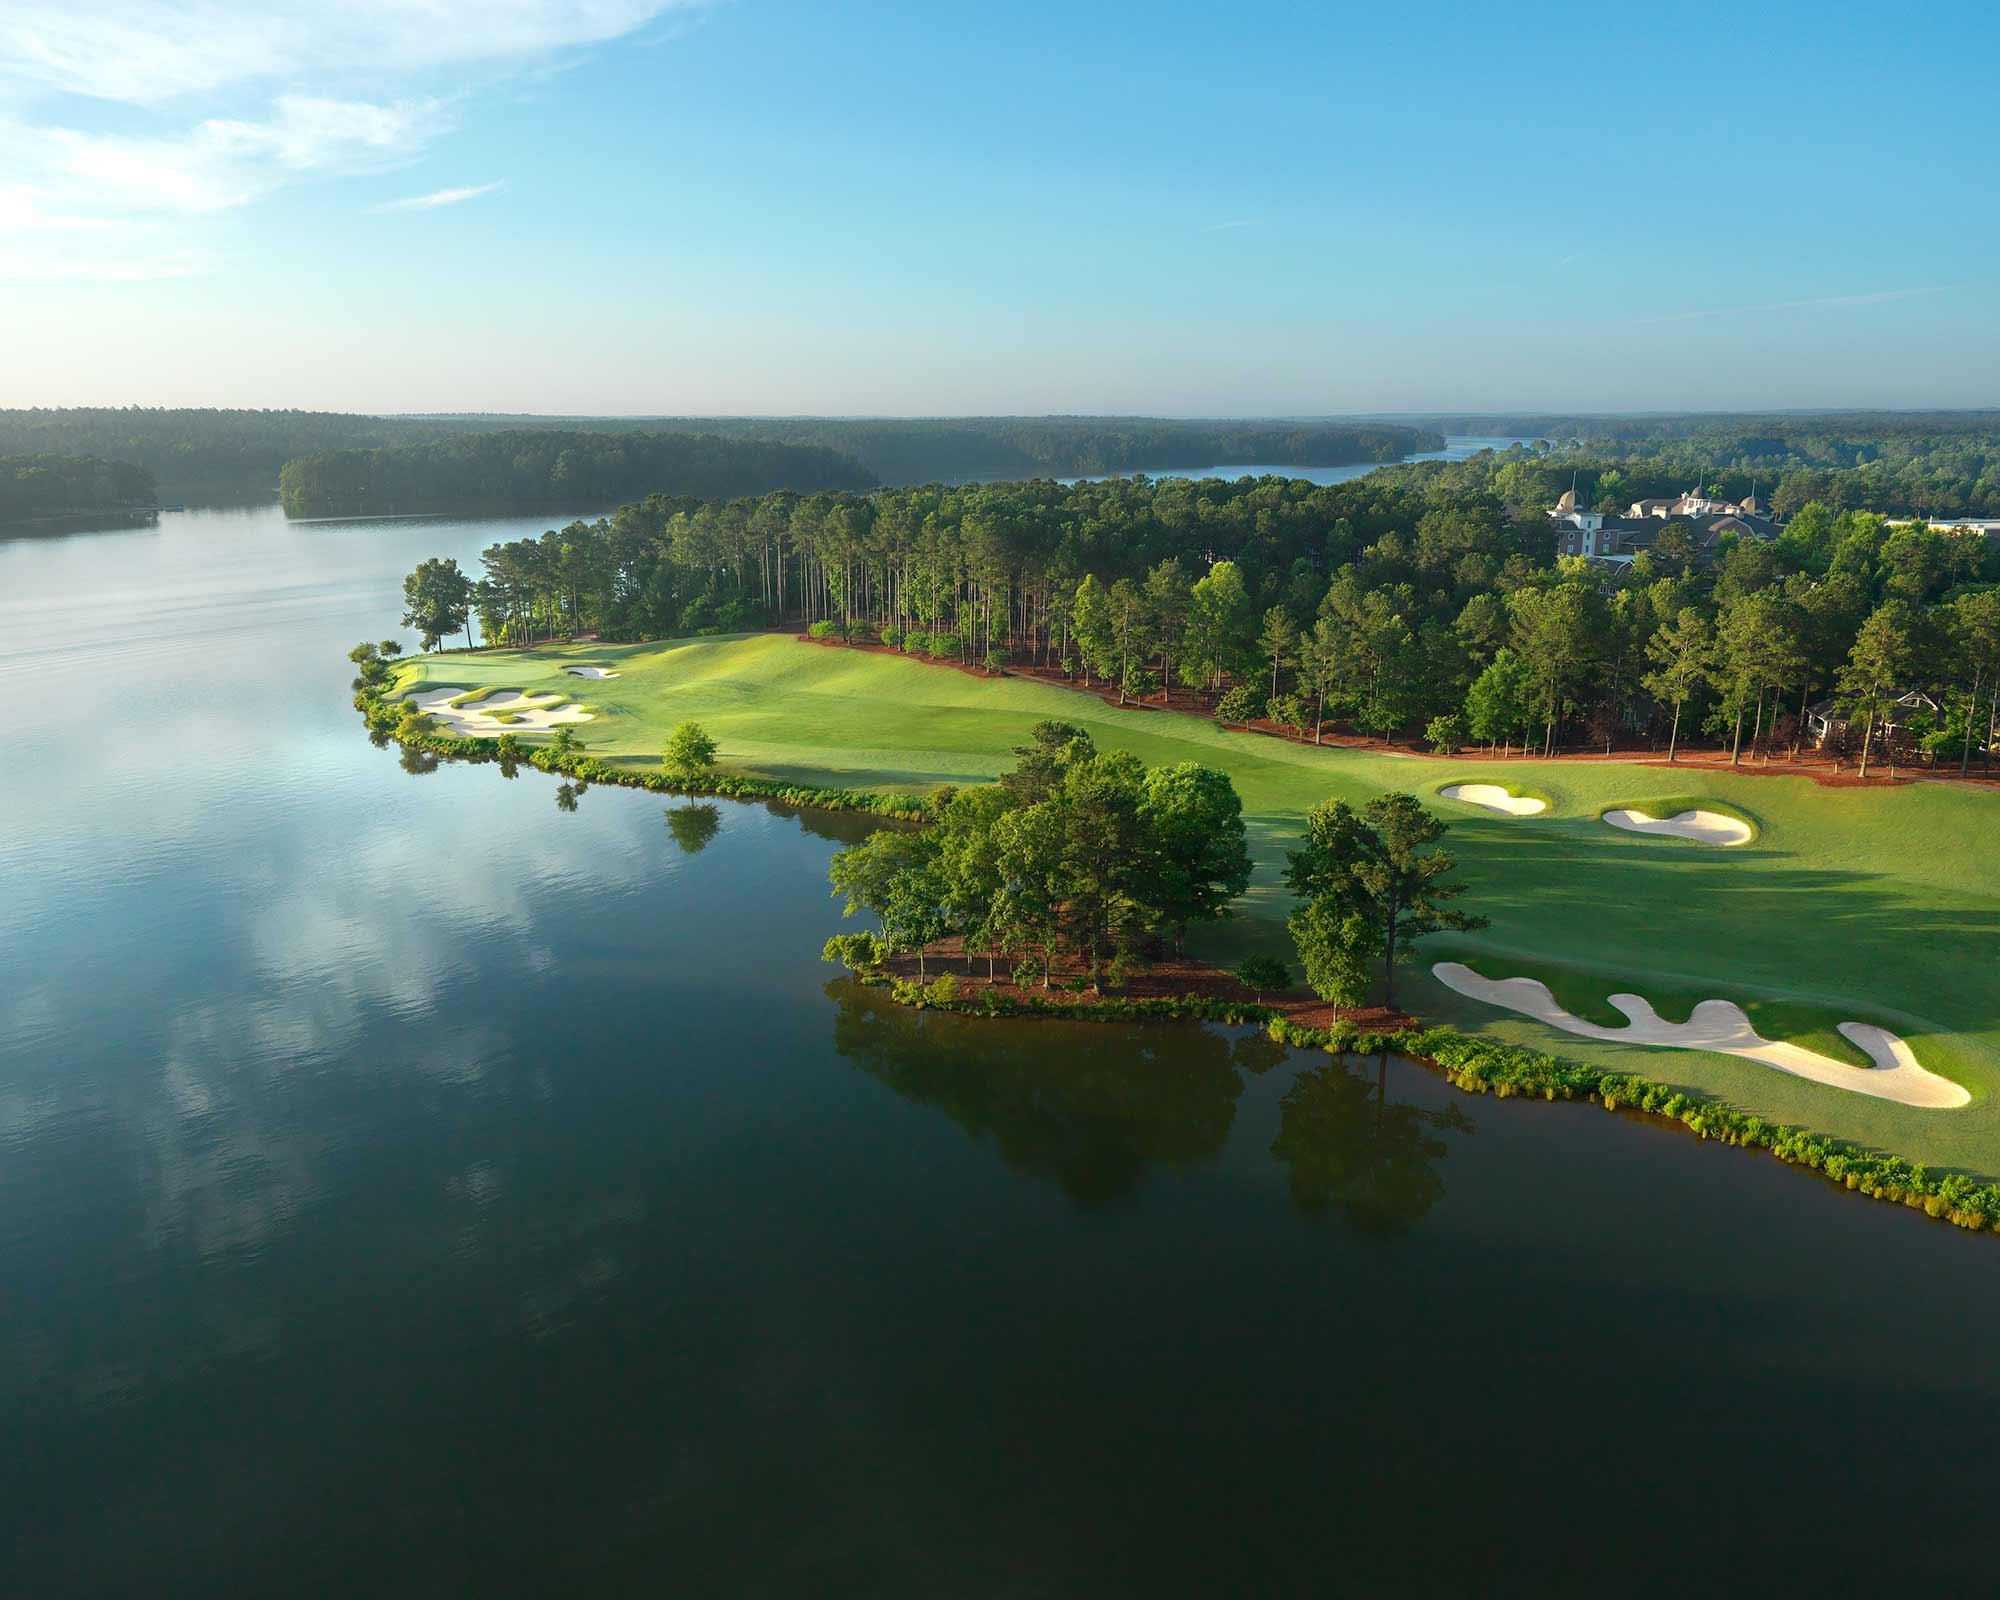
3 503 1996 1594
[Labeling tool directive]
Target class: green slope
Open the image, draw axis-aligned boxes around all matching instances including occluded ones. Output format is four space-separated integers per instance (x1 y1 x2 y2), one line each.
395 633 2000 1174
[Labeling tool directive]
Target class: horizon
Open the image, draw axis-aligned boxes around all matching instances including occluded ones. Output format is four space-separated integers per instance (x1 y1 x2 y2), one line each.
3 1 1995 414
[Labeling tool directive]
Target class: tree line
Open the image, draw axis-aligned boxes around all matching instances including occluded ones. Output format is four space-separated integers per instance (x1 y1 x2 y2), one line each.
1374 426 2000 518
0 453 155 519
401 465 2000 770
279 428 876 515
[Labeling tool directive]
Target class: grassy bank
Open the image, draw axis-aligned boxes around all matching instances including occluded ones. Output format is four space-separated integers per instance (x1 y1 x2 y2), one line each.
387 632 2000 1177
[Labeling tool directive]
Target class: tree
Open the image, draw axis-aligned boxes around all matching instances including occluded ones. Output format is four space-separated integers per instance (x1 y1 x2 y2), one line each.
1143 558 1192 702
1183 560 1253 690
1258 606 1298 698
1071 574 1115 688
663 720 718 783
1267 692 1305 736
1425 713 1464 755
401 557 475 652
1463 649 1532 754
1642 608 1715 764
830 829 950 978
1107 577 1155 704
1949 589 2000 776
1235 956 1291 1003
1286 897 1382 1018
1137 763 1253 953
934 783 1013 978
1283 794 1484 1010
1509 583 1602 755
990 801 1070 987
1296 616 1341 743
1839 602 1916 780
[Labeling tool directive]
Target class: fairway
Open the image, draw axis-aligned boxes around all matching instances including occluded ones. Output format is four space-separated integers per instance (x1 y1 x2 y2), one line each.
396 633 2000 1175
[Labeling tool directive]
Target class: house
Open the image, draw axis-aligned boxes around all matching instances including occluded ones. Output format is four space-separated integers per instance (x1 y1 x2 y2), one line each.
1804 690 1941 749
1552 508 1784 564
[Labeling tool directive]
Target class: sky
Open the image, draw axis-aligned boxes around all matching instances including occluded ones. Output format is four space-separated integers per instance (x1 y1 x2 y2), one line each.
1 0 1996 416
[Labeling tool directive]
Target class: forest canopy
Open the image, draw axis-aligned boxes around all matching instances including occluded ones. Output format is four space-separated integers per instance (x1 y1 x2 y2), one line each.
278 429 878 515
0 454 155 519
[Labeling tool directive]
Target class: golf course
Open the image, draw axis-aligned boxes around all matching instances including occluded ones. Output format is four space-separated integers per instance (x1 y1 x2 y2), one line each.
392 632 2000 1177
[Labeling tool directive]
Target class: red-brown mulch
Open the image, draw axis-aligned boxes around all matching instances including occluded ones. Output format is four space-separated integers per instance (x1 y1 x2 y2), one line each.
875 938 1413 1033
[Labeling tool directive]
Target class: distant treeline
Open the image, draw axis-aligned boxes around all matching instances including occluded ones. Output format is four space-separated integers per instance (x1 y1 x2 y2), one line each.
0 453 155 519
1372 430 2000 518
278 429 878 515
0 408 1440 494
585 417 1444 483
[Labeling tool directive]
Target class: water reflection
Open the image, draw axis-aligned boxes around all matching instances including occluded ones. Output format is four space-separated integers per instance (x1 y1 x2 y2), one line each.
829 984 1241 1208
666 801 722 854
555 780 584 812
1271 1054 1472 1232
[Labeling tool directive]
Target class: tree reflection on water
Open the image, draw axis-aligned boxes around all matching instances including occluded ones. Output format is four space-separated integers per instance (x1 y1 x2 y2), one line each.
829 984 1241 1209
830 986 1468 1228
1272 1053 1473 1233
665 802 722 855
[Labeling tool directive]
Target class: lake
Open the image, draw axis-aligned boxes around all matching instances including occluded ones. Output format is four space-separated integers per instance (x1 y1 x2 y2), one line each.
2 503 1995 1594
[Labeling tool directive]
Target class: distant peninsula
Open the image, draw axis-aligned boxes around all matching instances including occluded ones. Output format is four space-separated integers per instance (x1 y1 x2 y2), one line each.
277 429 878 516
0 453 156 524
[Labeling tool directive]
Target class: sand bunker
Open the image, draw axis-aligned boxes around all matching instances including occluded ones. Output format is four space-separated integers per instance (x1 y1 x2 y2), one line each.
1603 807 1751 846
1441 783 1546 816
563 666 619 679
411 686 593 735
1432 962 1966 1109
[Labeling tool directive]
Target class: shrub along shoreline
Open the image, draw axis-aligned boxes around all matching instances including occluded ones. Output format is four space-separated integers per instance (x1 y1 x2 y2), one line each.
854 973 2000 1236
353 656 1997 1239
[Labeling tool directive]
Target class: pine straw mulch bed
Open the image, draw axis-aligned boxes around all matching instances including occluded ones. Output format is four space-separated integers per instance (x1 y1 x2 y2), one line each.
874 937 1412 1034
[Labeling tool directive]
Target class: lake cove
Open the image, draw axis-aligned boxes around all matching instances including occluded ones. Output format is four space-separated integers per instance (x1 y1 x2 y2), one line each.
5 504 2000 1592
395 630 2000 1178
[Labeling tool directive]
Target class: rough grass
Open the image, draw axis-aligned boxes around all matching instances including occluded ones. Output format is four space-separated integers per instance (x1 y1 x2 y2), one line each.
397 634 2000 1175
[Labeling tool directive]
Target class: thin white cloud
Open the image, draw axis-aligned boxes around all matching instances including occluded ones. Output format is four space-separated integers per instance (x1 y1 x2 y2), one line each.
1202 218 1261 232
0 2 705 106
25 95 447 216
383 180 504 211
1636 286 1948 325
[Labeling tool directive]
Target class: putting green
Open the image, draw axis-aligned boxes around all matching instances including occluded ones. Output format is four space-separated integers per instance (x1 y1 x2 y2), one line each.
395 633 2000 1175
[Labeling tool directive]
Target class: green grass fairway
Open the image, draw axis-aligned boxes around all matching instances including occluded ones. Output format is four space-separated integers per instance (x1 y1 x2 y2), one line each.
396 634 2000 1175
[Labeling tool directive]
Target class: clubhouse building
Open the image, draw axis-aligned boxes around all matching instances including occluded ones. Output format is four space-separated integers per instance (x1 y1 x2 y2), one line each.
1550 486 1784 565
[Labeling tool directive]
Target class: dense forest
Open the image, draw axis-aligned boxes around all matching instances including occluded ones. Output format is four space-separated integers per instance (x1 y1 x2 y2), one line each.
1380 416 2000 515
411 467 2000 772
0 454 156 520
278 429 877 515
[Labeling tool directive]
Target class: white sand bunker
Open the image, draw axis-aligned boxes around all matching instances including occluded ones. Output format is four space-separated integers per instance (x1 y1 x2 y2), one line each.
563 665 620 679
1433 962 1966 1109
411 686 594 735
1441 783 1546 816
1603 807 1751 846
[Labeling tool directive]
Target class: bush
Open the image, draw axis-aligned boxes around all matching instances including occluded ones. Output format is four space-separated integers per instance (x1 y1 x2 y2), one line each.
880 625 905 649
927 632 961 658
1215 684 1260 724
807 620 838 640
902 630 931 654
1266 693 1305 735
984 648 1009 674
1427 713 1465 755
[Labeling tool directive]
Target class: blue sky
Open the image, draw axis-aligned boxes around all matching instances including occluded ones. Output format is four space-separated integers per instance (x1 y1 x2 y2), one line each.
1 0 1995 414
